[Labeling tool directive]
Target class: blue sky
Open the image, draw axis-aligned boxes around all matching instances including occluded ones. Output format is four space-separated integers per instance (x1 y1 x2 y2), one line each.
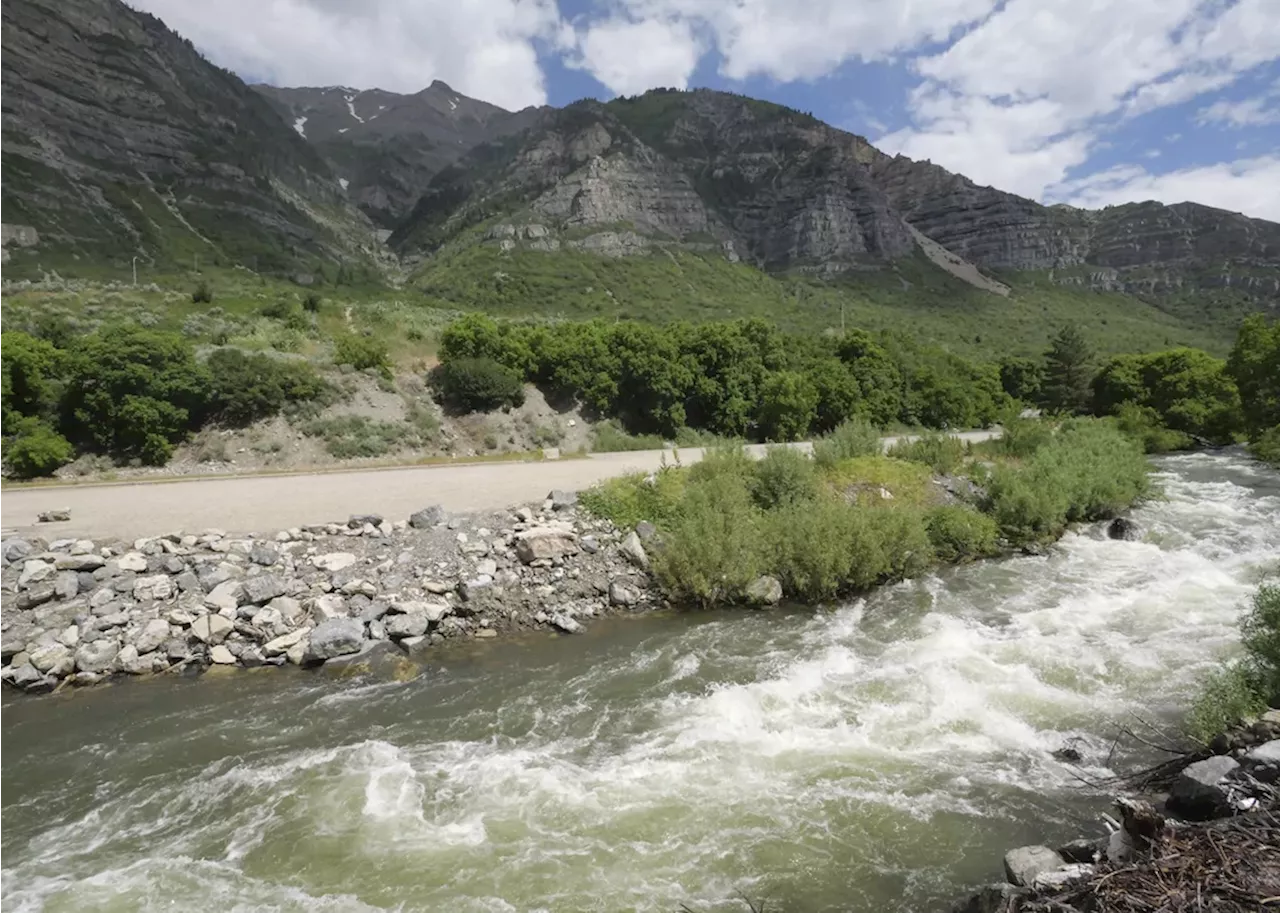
135 0 1280 219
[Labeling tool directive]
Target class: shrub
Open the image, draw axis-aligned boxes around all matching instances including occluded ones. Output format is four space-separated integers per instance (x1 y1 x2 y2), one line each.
299 415 410 459
1111 402 1194 453
768 500 885 600
579 467 686 531
4 416 74 478
688 442 755 485
332 333 391 375
651 474 766 607
206 349 328 426
996 412 1055 459
872 508 936 580
926 506 1000 563
302 292 323 314
434 357 525 412
1248 426 1280 467
756 370 818 441
192 282 213 304
750 446 819 510
1092 348 1242 444
1189 583 1280 739
813 418 881 468
592 421 667 452
1 331 63 434
887 432 968 474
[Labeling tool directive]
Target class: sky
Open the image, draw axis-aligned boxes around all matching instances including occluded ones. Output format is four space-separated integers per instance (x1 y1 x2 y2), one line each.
132 0 1280 220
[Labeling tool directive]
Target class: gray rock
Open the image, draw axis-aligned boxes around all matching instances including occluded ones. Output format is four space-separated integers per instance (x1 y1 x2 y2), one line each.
29 643 74 676
348 514 383 528
54 570 81 600
135 574 174 600
459 575 494 600
320 640 413 678
38 509 71 523
163 556 186 575
515 527 579 564
10 662 49 691
263 628 309 656
608 580 641 606
745 575 783 607
1168 755 1240 820
115 644 147 674
249 544 279 566
134 618 172 655
409 505 445 529
1107 518 1141 541
175 571 202 593
620 532 649 570
242 574 286 605
75 639 119 673
548 490 577 510
423 580 453 595
270 596 306 624
54 553 105 572
385 612 430 639
580 535 600 555
18 559 55 588
2 538 34 564
311 594 347 620
475 558 498 577
239 646 266 667
190 614 234 645
313 552 357 572
635 521 657 541
17 586 56 610
1003 846 1064 886
549 613 584 634
204 580 243 612
209 644 237 664
1241 739 1280 784
1031 864 1095 890
305 618 365 661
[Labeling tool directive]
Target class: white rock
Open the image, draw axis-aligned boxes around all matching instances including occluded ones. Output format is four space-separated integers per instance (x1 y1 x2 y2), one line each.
134 618 171 655
204 580 243 612
18 560 54 588
263 628 309 657
117 552 149 573
311 594 347 620
209 645 237 664
313 552 357 572
30 644 74 676
191 614 233 645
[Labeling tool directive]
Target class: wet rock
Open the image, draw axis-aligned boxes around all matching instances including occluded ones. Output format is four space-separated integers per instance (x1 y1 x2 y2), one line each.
1052 745 1083 763
209 644 237 664
54 553 105 572
1058 838 1104 864
313 552 357 572
1168 755 1240 820
608 580 641 606
75 639 119 673
635 521 657 541
305 618 365 661
745 575 783 607
1107 518 1141 541
191 614 234 645
321 640 414 678
242 574 286 605
515 527 579 564
409 505 445 529
1003 846 1064 886
549 613 584 634
620 532 649 570
11 663 53 691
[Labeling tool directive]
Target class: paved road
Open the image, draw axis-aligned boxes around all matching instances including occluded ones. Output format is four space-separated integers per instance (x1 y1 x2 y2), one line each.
1 431 998 541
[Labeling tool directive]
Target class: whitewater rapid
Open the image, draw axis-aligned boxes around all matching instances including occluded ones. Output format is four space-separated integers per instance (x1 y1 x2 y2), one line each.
2 451 1277 913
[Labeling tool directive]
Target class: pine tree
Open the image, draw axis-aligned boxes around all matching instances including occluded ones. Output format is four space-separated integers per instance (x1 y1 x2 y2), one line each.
1042 324 1093 414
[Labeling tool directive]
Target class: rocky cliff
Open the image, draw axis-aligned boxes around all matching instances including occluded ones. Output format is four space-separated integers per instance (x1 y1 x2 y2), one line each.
253 82 547 229
0 0 377 276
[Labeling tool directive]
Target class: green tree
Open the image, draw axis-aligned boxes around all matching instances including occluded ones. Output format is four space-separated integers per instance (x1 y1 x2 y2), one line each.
1227 314 1280 435
1 331 63 433
434 357 525 412
4 416 74 479
1092 348 1242 443
999 356 1044 403
757 371 819 441
207 349 328 426
1042 325 1093 414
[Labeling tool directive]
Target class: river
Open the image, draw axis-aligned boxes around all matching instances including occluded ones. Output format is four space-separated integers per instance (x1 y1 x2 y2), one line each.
2 451 1278 913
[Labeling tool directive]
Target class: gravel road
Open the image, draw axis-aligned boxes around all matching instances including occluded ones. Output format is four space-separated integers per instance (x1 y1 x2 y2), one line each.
1 432 998 540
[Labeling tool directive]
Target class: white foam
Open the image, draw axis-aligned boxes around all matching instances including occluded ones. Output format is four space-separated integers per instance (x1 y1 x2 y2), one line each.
292 115 307 137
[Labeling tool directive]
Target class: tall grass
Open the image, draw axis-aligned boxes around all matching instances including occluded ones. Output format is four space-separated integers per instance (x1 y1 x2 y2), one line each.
813 419 881 468
886 432 968 474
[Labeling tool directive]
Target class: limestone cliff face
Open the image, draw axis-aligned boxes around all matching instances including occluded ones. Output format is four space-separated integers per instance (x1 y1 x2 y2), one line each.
1 0 375 274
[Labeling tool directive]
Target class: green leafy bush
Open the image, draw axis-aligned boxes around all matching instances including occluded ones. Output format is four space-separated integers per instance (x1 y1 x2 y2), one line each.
768 499 882 600
750 445 819 510
887 432 968 474
4 416 74 479
192 281 213 304
434 357 525 412
1111 403 1195 453
303 292 323 314
926 506 1000 563
592 421 667 452
1189 583 1280 739
1092 347 1242 443
813 418 881 468
688 442 756 485
1227 314 1280 436
1247 425 1280 467
332 333 391 375
207 349 328 426
299 415 413 459
579 466 686 531
995 411 1055 459
1 331 63 434
757 370 818 441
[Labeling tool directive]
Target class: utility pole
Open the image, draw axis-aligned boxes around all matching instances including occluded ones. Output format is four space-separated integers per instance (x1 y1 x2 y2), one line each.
132 256 138 287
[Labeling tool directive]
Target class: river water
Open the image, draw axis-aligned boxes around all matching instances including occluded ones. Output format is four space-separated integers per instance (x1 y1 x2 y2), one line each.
3 452 1278 913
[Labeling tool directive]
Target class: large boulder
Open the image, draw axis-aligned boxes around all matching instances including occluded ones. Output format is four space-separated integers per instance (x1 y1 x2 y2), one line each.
1107 518 1141 541
321 640 416 679
1167 755 1240 820
384 612 429 639
75 639 119 673
1002 846 1064 887
1241 740 1280 784
620 532 649 570
608 580 641 607
409 505 445 529
305 618 365 662
745 575 783 607
515 527 579 564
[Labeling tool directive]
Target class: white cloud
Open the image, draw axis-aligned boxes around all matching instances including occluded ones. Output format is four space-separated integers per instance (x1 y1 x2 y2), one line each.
1047 156 1280 222
570 18 702 95
129 0 562 110
1198 95 1280 127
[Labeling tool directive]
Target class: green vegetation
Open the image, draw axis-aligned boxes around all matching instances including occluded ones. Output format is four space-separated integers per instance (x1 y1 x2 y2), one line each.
581 416 1150 607
812 418 882 468
432 357 525 412
332 332 392 376
1092 348 1241 443
1190 583 1280 739
1042 324 1094 413
591 422 668 452
298 415 421 459
886 432 968 474
1226 314 1280 466
1110 403 1195 454
4 416 75 479
207 349 329 426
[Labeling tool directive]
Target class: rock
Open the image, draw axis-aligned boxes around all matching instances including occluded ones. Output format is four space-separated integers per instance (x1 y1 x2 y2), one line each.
620 532 649 569
54 570 81 600
270 596 306 624
1002 846 1064 886
38 508 71 523
385 612 430 639
409 505 446 529
515 527 579 564
54 553 105 571
242 574 286 605
745 575 783 607
475 628 498 639
117 552 149 572
608 580 641 606
1241 739 1280 784
1031 864 1094 890
204 581 243 612
17 586 56 610
423 580 452 595
549 613 584 634
167 608 195 626
190 614 234 645
10 663 51 691
311 594 347 620
75 639 119 673
1058 838 1104 864
348 514 383 528
18 559 55 588
2 538 33 564
58 625 80 648
239 646 267 667
548 490 577 510
135 574 174 600
1052 745 1083 763
29 644 74 676
313 552 357 572
321 640 415 678
285 640 308 665
114 644 147 674
163 557 186 575
635 521 657 541
946 884 1027 913
476 558 498 578
209 644 237 664
249 544 279 566
263 628 309 657
1168 755 1240 820
459 576 494 600
1107 518 1141 541
514 507 535 523
134 619 171 655
580 535 600 555
305 618 365 661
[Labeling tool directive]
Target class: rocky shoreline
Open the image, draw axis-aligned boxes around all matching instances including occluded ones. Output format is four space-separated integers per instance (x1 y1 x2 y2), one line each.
950 715 1280 912
0 491 698 694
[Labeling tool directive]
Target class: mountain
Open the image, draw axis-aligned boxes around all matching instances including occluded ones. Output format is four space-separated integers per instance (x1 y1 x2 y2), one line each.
0 0 378 277
252 82 546 229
